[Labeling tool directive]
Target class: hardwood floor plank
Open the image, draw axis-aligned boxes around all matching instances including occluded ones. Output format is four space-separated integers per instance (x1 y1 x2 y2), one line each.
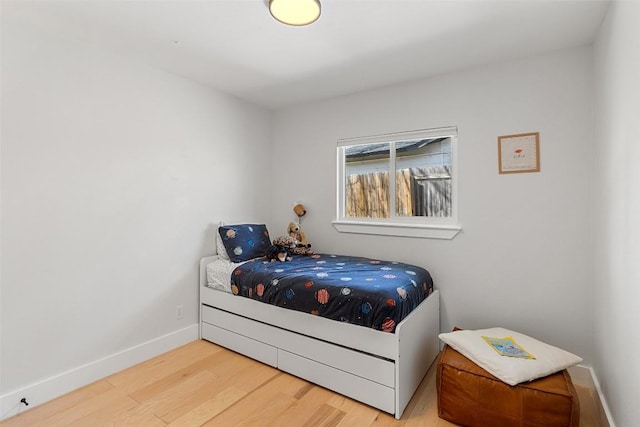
98 402 167 427
301 403 346 427
293 383 315 400
403 366 455 427
202 371 327 425
368 411 402 427
127 352 229 402
327 395 381 427
255 371 315 398
0 380 115 427
107 341 222 389
159 359 280 424
136 370 220 422
64 397 146 427
203 357 280 395
575 385 603 427
202 389 297 426
40 380 116 420
35 394 138 427
165 386 247 427
269 386 339 426
163 356 280 426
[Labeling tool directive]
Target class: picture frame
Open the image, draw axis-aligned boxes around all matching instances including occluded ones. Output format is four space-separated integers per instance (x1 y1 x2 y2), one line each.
498 132 540 174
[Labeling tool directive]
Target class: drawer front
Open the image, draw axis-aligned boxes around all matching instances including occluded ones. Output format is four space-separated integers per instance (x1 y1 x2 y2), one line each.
202 305 262 336
278 349 395 414
277 330 395 387
201 322 278 367
201 305 395 387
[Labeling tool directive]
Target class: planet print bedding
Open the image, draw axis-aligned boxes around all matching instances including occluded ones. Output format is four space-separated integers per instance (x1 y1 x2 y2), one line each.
230 253 434 333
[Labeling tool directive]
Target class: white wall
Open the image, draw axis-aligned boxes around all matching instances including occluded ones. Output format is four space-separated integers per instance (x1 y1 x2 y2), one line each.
5 4 629 423
593 2 640 426
0 18 272 412
272 47 594 364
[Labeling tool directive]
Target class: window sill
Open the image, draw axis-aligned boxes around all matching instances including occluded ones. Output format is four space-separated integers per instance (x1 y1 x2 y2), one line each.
331 220 462 240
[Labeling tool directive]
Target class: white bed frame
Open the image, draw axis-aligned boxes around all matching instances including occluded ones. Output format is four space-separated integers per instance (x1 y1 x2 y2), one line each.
199 255 440 419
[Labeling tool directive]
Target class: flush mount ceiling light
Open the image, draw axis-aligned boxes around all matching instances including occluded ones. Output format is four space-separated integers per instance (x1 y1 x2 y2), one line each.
269 0 321 26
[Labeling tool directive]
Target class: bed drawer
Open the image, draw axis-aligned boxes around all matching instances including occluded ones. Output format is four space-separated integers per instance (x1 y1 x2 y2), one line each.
278 349 395 414
201 322 278 367
202 304 395 387
279 328 395 387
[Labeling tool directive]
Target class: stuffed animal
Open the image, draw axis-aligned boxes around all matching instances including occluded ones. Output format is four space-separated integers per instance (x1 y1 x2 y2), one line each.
291 245 314 255
266 245 291 262
288 221 311 248
273 235 297 248
273 234 313 256
266 236 296 262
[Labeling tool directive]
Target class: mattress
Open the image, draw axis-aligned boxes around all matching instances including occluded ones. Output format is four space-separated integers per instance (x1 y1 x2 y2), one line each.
229 253 433 333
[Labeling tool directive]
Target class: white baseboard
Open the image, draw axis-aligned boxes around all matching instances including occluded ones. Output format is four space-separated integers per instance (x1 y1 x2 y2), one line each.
588 365 616 427
569 364 616 427
0 324 199 421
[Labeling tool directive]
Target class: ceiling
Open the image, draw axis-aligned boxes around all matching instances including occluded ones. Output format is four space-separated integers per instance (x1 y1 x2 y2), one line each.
3 0 610 110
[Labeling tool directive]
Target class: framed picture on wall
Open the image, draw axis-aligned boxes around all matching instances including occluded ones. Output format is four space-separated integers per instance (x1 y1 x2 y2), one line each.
498 132 540 174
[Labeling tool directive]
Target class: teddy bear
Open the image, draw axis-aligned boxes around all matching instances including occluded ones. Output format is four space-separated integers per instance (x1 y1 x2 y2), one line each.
288 221 311 248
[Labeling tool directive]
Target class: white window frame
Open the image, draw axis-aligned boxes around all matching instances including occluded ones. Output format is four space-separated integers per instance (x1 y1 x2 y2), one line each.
333 126 461 240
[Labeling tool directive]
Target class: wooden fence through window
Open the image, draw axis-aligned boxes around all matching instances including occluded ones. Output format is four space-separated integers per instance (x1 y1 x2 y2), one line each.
346 166 451 218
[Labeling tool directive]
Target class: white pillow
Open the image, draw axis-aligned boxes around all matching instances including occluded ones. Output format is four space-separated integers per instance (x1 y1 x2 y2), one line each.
439 327 582 386
215 222 230 260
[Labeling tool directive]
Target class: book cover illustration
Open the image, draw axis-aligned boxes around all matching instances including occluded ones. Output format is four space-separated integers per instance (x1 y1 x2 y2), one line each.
482 335 536 359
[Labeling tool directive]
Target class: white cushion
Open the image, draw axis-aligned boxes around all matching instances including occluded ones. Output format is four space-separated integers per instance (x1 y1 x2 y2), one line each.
439 327 582 386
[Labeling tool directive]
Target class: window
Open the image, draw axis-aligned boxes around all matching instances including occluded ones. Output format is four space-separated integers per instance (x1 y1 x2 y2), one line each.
334 127 461 239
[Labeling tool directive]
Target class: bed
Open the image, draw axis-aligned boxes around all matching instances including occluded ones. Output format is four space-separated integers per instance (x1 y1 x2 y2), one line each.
198 225 440 419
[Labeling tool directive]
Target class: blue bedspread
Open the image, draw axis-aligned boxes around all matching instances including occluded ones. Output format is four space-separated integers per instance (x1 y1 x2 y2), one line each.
230 253 433 333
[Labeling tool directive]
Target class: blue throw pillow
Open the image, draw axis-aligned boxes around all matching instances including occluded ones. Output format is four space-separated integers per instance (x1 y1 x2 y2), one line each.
218 224 272 262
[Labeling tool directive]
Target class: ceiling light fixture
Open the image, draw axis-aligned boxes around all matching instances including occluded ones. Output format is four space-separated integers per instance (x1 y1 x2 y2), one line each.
269 0 321 26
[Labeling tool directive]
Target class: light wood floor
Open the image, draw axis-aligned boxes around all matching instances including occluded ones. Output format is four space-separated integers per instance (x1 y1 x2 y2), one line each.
1 340 602 427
